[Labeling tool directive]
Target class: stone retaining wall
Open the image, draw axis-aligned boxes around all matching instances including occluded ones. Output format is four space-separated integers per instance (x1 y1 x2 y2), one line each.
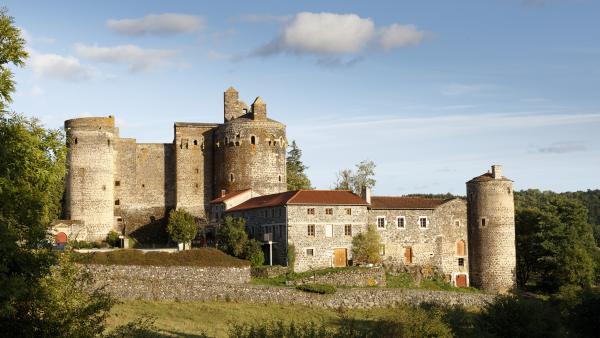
290 267 386 287
84 264 250 284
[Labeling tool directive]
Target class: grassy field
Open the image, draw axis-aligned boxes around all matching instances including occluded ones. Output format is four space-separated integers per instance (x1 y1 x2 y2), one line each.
107 300 399 337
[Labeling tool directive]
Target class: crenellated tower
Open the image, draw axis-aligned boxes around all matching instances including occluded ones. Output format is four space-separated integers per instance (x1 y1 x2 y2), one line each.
214 88 287 196
466 164 517 293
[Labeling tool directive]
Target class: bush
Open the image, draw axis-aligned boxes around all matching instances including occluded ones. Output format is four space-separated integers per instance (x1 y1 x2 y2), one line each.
295 284 336 294
72 248 250 267
244 239 264 267
218 216 248 257
167 209 197 249
229 321 332 338
67 240 107 249
106 231 121 247
287 244 296 271
352 224 381 265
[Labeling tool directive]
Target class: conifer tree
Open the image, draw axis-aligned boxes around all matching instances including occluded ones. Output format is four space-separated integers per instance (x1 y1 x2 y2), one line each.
286 140 312 190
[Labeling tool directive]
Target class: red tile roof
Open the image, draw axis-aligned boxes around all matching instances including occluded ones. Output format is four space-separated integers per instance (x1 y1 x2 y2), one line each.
369 196 451 210
227 190 368 212
210 189 251 203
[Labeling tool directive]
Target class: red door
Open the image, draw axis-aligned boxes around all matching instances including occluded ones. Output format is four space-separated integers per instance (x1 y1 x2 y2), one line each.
55 232 68 245
456 274 467 287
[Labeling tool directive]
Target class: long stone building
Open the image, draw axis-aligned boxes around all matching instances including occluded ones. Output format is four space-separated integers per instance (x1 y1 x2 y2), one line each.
57 87 516 293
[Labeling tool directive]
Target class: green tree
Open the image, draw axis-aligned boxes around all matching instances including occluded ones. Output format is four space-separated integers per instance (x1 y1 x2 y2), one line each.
244 239 265 267
334 160 376 194
286 140 312 190
0 8 27 112
352 224 382 265
167 209 197 249
515 195 596 291
218 216 249 257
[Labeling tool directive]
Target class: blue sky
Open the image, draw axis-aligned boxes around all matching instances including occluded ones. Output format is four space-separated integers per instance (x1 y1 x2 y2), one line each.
6 0 600 195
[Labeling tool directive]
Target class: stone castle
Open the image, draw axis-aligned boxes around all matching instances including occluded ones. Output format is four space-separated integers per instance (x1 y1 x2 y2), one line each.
57 87 517 293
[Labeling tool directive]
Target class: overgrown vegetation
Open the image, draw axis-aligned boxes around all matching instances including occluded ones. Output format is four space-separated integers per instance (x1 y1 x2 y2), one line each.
217 216 264 266
251 266 365 286
295 284 337 294
385 272 480 293
351 224 382 265
73 248 249 267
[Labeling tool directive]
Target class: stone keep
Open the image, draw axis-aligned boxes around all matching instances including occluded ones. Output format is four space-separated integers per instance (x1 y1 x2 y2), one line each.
63 87 286 241
466 165 516 293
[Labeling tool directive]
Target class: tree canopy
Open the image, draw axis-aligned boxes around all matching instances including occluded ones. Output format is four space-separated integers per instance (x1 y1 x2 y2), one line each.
286 140 312 190
334 160 376 194
352 224 382 265
218 216 264 266
167 208 197 248
0 8 27 112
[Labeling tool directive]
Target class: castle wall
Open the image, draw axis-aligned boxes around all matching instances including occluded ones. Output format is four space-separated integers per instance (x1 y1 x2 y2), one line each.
174 123 217 220
214 118 286 196
114 140 175 242
64 117 116 241
467 176 516 293
367 199 468 280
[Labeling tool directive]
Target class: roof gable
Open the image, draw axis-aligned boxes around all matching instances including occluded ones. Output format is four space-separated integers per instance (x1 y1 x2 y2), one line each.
227 190 368 212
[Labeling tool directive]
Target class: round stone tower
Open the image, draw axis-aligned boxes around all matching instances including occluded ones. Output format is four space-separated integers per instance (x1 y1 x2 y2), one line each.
215 89 287 196
64 116 116 241
466 164 516 293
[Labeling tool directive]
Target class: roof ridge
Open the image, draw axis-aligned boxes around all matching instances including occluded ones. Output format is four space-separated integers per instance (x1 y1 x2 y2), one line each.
372 195 445 199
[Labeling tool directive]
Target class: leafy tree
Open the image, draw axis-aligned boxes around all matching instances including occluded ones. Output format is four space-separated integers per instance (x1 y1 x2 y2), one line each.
0 8 27 112
286 140 312 190
352 224 382 264
334 160 376 194
244 239 265 267
167 209 197 249
515 195 596 291
218 216 248 257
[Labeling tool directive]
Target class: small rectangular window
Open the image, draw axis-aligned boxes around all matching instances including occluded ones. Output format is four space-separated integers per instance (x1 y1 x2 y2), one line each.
455 220 461 227
481 218 486 227
345 208 352 215
397 216 405 229
344 224 352 236
114 199 120 206
419 217 428 228
325 208 333 215
307 224 315 236
307 208 315 215
379 244 385 256
306 248 314 256
325 224 333 237
377 216 385 229
458 258 465 267
115 181 121 186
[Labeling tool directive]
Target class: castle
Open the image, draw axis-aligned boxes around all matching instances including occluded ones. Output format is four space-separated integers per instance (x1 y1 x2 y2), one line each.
56 87 517 293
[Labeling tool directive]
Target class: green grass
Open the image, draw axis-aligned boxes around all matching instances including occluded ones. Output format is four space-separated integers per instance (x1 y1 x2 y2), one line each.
107 300 401 337
72 248 249 267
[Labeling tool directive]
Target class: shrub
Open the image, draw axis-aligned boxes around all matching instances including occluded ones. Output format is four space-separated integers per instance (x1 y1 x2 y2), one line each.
167 209 197 249
72 248 249 267
218 216 248 257
287 243 296 271
229 321 332 338
352 224 381 265
295 284 336 294
106 231 121 247
244 239 264 267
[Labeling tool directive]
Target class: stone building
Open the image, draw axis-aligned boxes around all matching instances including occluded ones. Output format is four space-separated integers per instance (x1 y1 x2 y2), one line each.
61 87 286 242
225 189 471 287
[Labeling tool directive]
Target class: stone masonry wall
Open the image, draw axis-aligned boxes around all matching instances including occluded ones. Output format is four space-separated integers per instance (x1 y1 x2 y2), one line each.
290 267 386 287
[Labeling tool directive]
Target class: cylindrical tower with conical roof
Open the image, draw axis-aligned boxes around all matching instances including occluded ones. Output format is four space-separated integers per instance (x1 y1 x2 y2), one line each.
466 164 516 293
64 116 116 240
214 88 287 196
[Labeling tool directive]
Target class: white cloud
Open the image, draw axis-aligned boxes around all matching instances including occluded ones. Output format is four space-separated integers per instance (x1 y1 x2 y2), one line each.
107 13 204 36
234 14 291 23
74 44 179 72
441 84 486 96
538 142 587 154
378 24 425 50
30 52 95 81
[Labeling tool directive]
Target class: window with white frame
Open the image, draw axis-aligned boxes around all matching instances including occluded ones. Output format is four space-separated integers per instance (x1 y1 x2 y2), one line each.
419 216 428 228
325 224 333 237
397 216 406 229
377 216 386 229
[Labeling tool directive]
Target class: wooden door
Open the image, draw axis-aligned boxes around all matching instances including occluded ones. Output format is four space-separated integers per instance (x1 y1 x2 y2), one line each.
333 248 347 267
456 274 467 287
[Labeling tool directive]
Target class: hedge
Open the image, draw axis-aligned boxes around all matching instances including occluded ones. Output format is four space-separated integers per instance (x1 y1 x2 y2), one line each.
72 248 250 268
295 284 337 294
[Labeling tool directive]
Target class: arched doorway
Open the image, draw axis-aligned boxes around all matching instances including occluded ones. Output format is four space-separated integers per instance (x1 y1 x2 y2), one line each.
55 232 68 245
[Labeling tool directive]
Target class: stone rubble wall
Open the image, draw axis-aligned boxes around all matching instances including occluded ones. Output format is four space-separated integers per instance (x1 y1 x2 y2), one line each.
289 267 386 287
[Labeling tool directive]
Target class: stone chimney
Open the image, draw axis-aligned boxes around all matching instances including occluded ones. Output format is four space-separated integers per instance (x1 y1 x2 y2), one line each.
491 165 502 179
251 96 266 120
220 189 227 197
361 186 371 204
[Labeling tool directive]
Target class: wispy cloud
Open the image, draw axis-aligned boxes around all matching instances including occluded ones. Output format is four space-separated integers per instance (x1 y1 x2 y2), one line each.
74 44 179 72
253 12 426 57
538 142 587 154
107 13 205 36
30 51 95 81
234 14 291 23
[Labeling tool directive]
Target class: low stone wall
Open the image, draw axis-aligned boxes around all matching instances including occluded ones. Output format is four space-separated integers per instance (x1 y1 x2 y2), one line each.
290 267 386 287
84 264 250 285
251 266 289 278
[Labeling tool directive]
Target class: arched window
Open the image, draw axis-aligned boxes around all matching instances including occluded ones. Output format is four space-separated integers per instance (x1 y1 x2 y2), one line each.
107 139 111 146
74 137 78 145
193 140 198 146
229 173 234 182
456 240 466 256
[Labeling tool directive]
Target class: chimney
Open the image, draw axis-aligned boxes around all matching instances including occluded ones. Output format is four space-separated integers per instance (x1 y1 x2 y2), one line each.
491 165 502 179
224 87 239 122
220 189 226 197
361 186 371 204
251 96 266 120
